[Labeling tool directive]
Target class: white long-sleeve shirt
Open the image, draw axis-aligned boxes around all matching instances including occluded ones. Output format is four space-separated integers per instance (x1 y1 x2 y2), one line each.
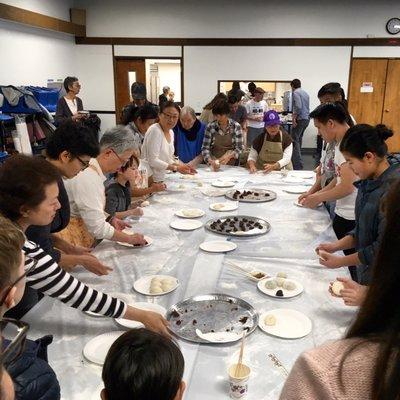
248 143 293 168
64 158 115 240
141 123 175 182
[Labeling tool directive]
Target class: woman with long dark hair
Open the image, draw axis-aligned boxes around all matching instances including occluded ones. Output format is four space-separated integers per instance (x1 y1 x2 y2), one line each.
280 178 400 399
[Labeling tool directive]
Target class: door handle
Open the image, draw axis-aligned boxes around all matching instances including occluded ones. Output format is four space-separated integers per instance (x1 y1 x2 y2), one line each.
385 109 390 112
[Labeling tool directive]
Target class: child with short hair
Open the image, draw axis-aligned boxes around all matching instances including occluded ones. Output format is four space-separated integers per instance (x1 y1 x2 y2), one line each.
101 328 185 400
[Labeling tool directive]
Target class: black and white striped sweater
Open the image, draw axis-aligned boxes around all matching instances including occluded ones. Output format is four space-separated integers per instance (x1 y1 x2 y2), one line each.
23 240 127 318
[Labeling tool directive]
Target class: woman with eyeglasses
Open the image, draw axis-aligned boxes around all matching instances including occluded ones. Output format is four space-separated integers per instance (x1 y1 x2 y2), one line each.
0 155 170 337
280 178 400 400
63 125 148 248
0 216 61 400
26 121 111 279
141 101 196 182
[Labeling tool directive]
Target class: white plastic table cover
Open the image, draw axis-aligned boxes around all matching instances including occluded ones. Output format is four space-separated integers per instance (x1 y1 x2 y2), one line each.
23 166 357 400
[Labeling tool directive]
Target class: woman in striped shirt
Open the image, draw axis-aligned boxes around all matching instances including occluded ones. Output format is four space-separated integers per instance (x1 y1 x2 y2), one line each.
0 154 169 335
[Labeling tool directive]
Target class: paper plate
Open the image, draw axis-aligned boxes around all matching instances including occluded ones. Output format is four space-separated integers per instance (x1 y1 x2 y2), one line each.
83 331 125 365
195 328 242 343
84 292 134 317
175 208 205 218
294 201 323 208
170 219 203 231
283 186 309 194
209 202 239 212
258 309 312 339
115 302 167 329
133 275 179 296
199 240 237 253
117 235 153 248
281 176 307 184
211 180 236 188
291 172 315 179
257 278 303 299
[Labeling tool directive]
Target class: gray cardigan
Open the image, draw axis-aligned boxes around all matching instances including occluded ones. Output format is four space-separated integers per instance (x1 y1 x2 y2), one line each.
55 96 83 125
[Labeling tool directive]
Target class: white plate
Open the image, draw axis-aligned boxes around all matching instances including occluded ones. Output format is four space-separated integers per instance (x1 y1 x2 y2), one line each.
199 240 237 253
294 201 323 208
170 219 203 231
291 172 315 179
115 302 167 329
84 292 134 317
133 275 179 296
167 184 187 192
83 331 125 365
175 208 205 218
117 235 153 248
257 277 303 299
198 187 227 197
211 180 236 188
281 176 307 184
154 196 175 204
258 309 312 339
195 328 242 343
209 202 238 212
283 186 309 194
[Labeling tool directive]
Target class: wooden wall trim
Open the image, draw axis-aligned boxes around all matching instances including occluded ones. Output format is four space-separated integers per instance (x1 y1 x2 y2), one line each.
0 3 85 36
75 37 400 46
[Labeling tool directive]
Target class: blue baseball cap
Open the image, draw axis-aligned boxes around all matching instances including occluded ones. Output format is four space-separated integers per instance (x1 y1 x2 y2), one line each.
264 110 281 126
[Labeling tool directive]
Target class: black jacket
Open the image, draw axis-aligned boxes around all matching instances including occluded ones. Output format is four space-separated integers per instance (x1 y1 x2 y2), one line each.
55 96 83 126
6 335 60 400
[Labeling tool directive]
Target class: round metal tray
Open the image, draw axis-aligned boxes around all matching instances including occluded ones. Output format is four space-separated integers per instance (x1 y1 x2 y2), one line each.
166 293 259 344
225 188 277 203
205 215 271 237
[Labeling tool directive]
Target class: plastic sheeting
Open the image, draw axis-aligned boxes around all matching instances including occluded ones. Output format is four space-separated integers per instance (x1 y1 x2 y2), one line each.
23 166 356 400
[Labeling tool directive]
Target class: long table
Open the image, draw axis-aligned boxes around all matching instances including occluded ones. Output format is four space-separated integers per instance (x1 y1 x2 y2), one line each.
23 166 356 400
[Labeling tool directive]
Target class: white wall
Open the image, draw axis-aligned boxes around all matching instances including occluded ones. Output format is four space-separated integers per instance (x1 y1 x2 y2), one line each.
78 0 397 38
353 46 400 58
0 20 75 86
184 46 352 148
1 0 73 20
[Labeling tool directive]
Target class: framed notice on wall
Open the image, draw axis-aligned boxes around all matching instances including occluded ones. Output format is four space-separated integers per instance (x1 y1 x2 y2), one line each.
360 82 374 93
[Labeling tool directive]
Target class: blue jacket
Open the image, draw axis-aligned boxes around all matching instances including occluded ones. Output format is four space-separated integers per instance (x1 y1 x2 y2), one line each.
351 157 400 284
5 335 60 400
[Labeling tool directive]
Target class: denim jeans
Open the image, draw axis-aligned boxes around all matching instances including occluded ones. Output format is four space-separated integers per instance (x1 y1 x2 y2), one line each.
290 119 310 170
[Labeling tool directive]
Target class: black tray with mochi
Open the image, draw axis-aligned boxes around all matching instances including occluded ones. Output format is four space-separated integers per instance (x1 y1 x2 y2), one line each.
205 215 271 237
225 188 277 203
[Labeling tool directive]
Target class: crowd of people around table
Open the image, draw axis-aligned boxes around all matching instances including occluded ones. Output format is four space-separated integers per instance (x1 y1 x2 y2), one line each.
0 76 399 400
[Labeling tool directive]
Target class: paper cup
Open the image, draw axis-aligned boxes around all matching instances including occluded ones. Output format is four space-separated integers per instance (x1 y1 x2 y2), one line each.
228 363 251 398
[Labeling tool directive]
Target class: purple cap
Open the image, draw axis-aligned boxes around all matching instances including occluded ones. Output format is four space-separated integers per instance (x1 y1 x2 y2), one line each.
263 110 281 126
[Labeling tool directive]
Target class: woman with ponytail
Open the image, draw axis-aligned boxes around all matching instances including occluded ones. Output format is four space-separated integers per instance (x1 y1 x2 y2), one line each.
280 178 400 400
316 124 399 305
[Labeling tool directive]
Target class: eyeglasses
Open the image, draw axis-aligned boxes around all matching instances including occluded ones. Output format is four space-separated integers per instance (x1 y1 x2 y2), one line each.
162 112 179 121
0 318 29 365
76 156 90 171
110 148 127 167
0 257 37 307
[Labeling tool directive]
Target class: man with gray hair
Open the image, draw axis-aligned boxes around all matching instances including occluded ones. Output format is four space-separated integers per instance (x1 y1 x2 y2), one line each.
65 125 147 246
158 86 170 108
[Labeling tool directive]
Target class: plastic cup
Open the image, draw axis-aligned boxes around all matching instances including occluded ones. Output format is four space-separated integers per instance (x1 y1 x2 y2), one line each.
228 363 251 398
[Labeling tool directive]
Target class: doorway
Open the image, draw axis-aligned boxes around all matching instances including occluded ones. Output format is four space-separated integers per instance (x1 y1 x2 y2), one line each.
348 58 400 152
114 57 182 123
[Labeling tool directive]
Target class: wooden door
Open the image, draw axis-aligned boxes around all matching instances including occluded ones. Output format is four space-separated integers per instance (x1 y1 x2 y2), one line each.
348 59 388 126
115 58 146 123
382 59 400 152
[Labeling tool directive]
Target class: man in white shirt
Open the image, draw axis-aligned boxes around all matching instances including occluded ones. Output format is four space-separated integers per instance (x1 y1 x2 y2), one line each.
65 126 147 247
245 87 268 148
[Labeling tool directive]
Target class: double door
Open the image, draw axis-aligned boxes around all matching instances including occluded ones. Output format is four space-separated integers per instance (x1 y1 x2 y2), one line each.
348 58 400 152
